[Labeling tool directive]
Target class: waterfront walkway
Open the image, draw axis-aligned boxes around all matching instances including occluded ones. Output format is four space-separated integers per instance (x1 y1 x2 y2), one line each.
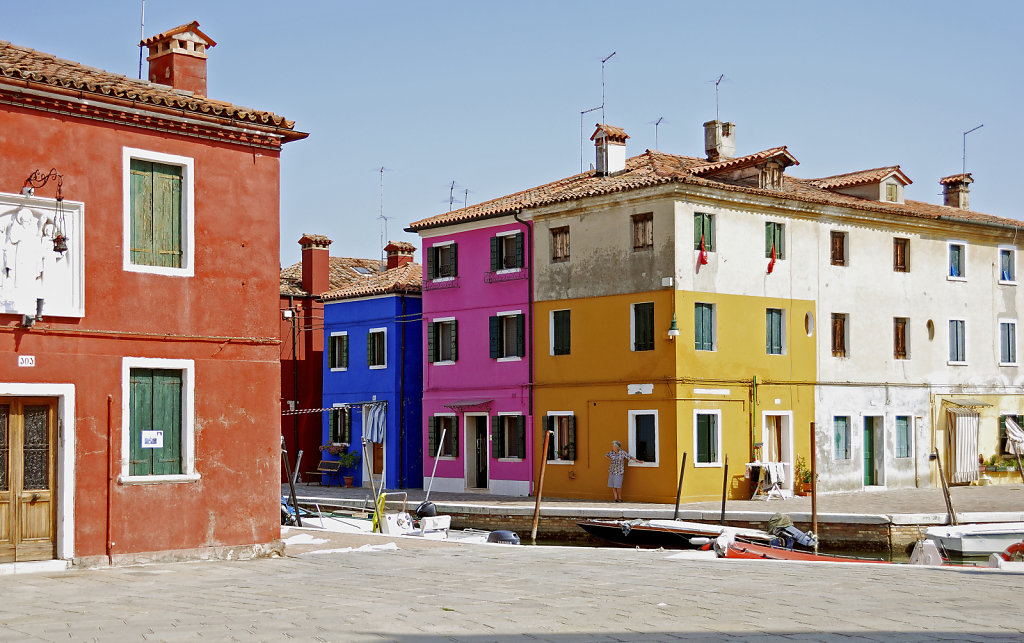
2 528 1022 641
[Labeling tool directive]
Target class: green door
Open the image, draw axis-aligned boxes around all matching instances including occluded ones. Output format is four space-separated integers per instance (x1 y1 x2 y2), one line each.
863 418 875 486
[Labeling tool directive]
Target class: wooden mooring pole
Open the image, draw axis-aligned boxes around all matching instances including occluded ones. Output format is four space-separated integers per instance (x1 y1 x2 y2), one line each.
530 430 553 543
933 448 958 526
810 422 817 554
672 452 688 521
719 455 729 526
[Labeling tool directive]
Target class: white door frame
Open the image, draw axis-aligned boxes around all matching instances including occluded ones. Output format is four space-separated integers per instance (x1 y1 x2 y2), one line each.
464 413 489 490
862 414 886 488
760 410 794 492
0 383 76 560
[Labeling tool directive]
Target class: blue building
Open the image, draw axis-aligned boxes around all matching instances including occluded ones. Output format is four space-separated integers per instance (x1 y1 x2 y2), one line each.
321 242 423 489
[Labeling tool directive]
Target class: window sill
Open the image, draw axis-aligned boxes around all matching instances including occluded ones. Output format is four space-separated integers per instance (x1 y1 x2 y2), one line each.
119 473 200 485
999 362 1018 367
431 360 456 366
369 365 387 370
999 280 1018 286
694 462 721 468
497 356 522 362
551 257 569 264
546 460 574 465
947 275 967 282
330 367 348 372
496 267 523 275
628 461 658 468
551 351 570 357
947 361 968 366
497 457 524 463
124 263 193 278
695 348 717 353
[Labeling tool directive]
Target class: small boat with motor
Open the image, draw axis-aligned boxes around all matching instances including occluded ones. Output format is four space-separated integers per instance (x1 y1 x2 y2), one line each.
576 518 776 549
717 539 890 563
925 522 1024 556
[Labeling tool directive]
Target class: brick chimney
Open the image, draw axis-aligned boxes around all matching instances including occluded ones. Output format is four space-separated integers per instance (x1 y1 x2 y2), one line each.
384 241 416 270
940 173 973 210
590 124 629 175
704 120 736 162
298 234 332 296
140 21 216 96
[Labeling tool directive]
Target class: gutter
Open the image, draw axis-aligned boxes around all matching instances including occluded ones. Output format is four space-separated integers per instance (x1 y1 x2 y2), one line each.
512 209 534 486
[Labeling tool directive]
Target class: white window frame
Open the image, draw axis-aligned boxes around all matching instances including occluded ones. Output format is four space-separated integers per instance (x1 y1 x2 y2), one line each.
999 318 1018 367
692 409 722 468
122 147 195 277
546 411 574 465
495 230 523 274
766 308 786 356
329 403 351 445
496 310 523 362
999 246 1017 285
119 356 198 484
893 414 914 460
432 413 458 459
431 316 456 365
948 318 967 365
368 327 387 370
630 301 655 353
833 415 852 461
430 240 455 282
627 409 659 467
946 240 967 281
495 412 526 462
549 309 571 356
329 331 348 372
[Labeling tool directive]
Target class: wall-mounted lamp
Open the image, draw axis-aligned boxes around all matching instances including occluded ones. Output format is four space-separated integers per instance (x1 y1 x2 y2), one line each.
21 168 69 255
22 298 44 328
667 312 680 338
282 309 294 320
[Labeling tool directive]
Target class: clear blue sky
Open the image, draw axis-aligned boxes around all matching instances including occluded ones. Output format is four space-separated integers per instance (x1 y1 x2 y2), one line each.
6 1 1022 266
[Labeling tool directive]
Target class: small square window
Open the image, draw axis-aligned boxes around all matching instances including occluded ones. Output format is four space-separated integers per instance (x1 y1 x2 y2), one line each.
123 148 195 276
632 213 653 250
490 233 524 271
885 183 898 202
833 416 850 460
694 303 715 351
489 313 525 359
428 243 458 280
545 414 576 462
551 309 571 356
694 411 720 466
428 416 459 457
628 411 658 465
329 407 352 444
551 227 570 262
492 415 526 459
694 213 715 251
948 320 966 363
632 302 655 352
328 332 349 370
368 329 387 368
1000 320 1017 365
428 319 458 363
766 308 784 355
765 222 785 259
830 231 847 266
831 313 848 357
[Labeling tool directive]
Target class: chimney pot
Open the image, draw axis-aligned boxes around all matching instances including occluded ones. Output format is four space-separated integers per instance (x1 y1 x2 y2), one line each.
590 124 629 175
384 241 416 270
298 234 332 296
704 120 736 162
939 173 973 210
140 21 216 96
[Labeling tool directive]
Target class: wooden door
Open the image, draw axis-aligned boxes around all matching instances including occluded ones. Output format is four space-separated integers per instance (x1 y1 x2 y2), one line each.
863 418 875 486
0 398 57 563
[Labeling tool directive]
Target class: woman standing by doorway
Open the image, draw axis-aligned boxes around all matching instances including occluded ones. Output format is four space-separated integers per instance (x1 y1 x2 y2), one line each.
605 440 641 502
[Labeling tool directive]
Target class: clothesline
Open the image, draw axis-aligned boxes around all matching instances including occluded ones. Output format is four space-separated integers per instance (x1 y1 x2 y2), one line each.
281 401 387 416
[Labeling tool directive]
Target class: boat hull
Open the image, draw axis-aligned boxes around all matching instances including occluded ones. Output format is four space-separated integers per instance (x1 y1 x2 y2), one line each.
577 519 771 549
925 522 1024 556
724 541 888 563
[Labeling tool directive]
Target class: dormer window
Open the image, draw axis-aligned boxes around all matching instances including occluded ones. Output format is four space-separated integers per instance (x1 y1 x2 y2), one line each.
758 160 785 190
885 183 898 202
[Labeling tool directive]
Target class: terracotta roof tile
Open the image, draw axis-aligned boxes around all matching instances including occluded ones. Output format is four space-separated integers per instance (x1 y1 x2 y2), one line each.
384 240 416 253
407 149 1023 233
321 263 422 301
140 21 216 48
939 173 973 185
811 166 912 189
0 38 299 133
688 146 799 176
590 123 629 143
280 256 383 297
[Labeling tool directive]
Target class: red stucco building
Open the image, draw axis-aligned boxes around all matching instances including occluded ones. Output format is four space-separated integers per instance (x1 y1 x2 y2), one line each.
0 22 305 566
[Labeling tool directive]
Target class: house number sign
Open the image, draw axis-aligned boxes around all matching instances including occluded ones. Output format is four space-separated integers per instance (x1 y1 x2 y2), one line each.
17 355 35 367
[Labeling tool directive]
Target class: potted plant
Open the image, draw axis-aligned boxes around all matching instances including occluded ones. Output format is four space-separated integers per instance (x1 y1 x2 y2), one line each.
337 449 361 487
794 455 814 496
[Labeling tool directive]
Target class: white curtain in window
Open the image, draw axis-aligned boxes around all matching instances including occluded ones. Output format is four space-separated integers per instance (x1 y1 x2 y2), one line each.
946 408 980 483
1006 416 1024 455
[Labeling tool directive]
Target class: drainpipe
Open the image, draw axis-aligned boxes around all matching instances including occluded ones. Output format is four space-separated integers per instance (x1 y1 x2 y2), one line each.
512 209 534 491
290 295 300 457
399 293 407 488
106 394 114 565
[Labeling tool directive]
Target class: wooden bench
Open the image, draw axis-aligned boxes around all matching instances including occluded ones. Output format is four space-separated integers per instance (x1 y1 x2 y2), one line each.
304 460 343 487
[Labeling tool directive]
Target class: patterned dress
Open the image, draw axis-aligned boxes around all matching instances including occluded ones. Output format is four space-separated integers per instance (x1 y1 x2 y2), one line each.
606 450 633 488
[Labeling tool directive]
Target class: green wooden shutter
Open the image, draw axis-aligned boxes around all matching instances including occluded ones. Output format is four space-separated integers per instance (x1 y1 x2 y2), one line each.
489 316 501 358
515 233 525 268
450 320 458 361
491 416 503 459
130 160 154 266
543 416 554 460
708 415 718 463
426 247 436 279
451 422 459 458
516 416 526 459
427 417 438 456
343 408 352 444
341 334 349 369
566 416 577 460
129 368 154 476
152 162 183 268
152 370 183 475
694 214 702 250
490 236 500 272
449 243 458 277
516 314 526 357
765 223 773 257
367 331 373 366
427 322 437 363
328 336 337 369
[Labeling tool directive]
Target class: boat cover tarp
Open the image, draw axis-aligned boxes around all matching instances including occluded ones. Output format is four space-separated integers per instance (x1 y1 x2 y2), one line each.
947 407 980 483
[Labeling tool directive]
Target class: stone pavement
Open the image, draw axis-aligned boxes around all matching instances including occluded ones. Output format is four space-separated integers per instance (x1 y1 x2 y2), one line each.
286 481 1024 519
1 529 1022 642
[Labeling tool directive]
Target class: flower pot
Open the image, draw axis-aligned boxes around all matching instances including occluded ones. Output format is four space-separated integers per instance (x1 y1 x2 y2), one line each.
344 476 354 488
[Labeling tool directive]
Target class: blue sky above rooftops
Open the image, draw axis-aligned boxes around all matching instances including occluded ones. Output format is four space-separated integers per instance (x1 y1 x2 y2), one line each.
5 1 1022 265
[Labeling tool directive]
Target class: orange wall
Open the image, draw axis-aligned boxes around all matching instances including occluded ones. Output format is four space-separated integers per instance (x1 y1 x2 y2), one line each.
0 99 284 557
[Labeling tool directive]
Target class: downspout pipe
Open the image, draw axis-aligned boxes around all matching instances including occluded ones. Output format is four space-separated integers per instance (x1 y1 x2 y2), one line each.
512 209 535 489
399 294 407 489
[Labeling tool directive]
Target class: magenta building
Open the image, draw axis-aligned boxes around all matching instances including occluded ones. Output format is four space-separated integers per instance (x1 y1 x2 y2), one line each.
406 215 533 496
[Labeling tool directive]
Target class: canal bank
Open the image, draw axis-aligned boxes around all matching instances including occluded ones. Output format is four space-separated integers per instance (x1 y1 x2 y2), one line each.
285 483 1024 553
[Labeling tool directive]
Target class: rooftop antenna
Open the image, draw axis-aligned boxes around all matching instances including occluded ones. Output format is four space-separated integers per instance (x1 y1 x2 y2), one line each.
137 0 146 79
580 105 601 173
711 74 725 121
463 188 470 208
448 180 458 212
601 51 616 125
962 124 983 177
651 116 665 150
376 167 393 267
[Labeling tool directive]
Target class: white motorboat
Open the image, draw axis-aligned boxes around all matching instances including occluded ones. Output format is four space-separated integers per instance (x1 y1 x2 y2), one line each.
925 522 1024 556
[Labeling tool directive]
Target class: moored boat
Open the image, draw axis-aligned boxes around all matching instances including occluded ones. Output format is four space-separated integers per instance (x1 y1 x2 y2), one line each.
577 518 774 549
719 539 889 563
925 522 1024 556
